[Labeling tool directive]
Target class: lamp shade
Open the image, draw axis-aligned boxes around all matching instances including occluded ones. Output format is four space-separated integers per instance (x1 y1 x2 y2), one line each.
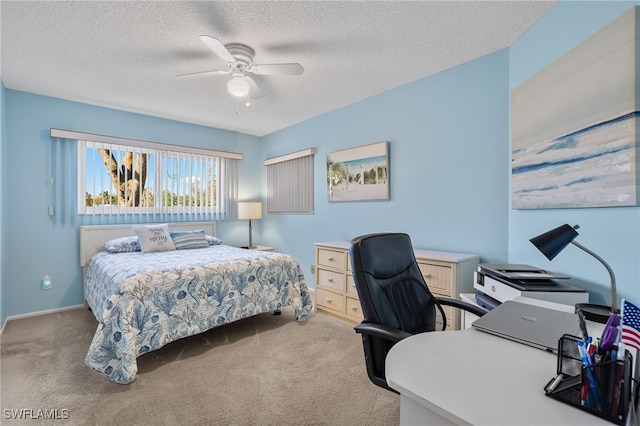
530 223 618 319
238 202 262 220
529 224 579 261
228 75 250 97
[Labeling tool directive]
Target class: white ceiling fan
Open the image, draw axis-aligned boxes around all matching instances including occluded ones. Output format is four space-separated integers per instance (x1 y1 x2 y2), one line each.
177 35 304 100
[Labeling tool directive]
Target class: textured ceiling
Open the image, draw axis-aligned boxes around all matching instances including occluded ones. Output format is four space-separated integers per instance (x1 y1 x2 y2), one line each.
1 1 556 137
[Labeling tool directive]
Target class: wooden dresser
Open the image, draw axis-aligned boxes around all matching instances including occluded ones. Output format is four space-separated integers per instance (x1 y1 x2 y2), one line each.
314 241 479 330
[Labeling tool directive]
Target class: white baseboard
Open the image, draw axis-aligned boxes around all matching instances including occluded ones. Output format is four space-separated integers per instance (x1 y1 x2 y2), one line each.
2 304 85 333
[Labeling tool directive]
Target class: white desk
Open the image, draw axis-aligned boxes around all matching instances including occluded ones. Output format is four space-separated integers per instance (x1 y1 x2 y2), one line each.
385 301 618 426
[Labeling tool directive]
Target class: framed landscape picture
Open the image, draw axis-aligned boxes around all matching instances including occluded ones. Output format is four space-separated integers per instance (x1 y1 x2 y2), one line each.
326 141 389 202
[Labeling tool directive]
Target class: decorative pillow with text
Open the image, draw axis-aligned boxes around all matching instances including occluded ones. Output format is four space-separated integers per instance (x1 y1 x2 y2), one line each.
134 224 176 253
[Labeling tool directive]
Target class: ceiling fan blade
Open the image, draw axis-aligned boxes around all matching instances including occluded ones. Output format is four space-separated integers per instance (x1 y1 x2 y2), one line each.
250 63 304 76
245 76 263 99
176 70 230 80
199 35 235 63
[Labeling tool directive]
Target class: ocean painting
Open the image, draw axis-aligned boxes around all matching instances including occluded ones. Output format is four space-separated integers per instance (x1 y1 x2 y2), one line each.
511 7 639 209
327 141 389 202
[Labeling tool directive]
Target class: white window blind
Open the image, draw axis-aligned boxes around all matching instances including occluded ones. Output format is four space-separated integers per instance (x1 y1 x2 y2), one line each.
50 129 241 222
264 148 315 214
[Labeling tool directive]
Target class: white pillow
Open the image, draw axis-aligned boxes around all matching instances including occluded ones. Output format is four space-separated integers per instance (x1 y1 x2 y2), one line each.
134 224 176 253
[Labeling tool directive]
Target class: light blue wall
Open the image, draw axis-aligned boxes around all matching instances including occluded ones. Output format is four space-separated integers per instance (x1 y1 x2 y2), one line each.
260 49 511 279
3 90 260 318
2 0 638 326
259 0 640 308
508 1 640 306
1 81 6 327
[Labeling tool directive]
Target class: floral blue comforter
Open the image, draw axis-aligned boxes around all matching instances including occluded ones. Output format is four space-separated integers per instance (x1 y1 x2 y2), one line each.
84 245 312 384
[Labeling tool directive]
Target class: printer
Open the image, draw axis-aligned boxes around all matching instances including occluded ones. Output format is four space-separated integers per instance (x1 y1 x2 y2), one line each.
474 264 589 310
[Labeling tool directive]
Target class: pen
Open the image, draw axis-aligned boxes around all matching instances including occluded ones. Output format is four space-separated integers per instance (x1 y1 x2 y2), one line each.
546 373 564 394
578 340 590 406
578 309 589 342
588 341 597 364
611 342 626 420
582 380 590 407
615 342 625 361
578 340 602 411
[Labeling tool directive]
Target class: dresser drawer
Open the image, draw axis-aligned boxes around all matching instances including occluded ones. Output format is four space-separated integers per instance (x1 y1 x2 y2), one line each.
431 289 457 331
346 274 358 297
317 248 347 270
440 304 454 331
418 262 453 295
316 242 477 329
346 296 363 321
316 288 345 313
442 306 460 331
317 268 345 291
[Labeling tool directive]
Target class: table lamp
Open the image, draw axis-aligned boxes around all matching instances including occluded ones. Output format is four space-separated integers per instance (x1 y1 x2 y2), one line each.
530 224 618 323
238 201 262 249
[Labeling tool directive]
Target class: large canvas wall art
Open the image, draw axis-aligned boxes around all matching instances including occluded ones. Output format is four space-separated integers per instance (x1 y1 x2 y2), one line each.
327 141 389 202
511 6 639 209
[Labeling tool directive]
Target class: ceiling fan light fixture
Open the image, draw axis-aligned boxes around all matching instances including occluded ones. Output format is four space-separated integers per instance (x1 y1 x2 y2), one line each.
227 75 250 97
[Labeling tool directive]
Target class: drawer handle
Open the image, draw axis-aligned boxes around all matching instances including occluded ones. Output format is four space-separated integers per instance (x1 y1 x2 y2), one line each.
327 278 334 282
327 257 334 261
425 273 432 278
351 306 358 311
326 298 332 303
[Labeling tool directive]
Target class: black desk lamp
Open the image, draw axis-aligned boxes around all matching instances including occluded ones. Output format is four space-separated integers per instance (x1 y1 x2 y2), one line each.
530 224 618 323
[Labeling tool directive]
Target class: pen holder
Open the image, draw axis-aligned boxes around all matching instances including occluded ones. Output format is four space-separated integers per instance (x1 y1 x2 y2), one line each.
544 334 633 425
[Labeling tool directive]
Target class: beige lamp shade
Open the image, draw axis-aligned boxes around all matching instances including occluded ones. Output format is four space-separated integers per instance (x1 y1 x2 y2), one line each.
238 201 262 249
238 202 262 220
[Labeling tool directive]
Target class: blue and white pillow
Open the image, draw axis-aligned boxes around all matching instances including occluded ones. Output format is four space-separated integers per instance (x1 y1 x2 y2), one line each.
134 224 176 253
206 235 222 246
170 229 210 250
104 236 141 253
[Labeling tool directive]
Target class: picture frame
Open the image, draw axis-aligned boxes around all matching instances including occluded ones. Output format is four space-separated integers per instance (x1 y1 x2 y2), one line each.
511 8 639 209
326 141 389 202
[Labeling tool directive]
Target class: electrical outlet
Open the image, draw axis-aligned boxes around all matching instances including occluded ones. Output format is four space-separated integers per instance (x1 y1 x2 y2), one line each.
310 265 315 274
41 276 53 290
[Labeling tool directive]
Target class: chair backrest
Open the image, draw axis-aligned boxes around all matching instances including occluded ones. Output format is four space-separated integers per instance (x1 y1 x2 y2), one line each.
349 233 443 392
350 233 439 334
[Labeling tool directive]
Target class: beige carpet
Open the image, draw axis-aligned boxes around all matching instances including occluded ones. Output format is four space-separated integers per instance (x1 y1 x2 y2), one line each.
0 308 399 426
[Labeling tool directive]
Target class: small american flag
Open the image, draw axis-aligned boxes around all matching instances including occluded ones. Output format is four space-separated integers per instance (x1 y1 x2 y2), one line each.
621 298 640 352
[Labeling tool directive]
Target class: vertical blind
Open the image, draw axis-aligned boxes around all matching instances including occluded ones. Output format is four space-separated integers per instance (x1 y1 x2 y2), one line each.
264 148 315 213
50 128 241 223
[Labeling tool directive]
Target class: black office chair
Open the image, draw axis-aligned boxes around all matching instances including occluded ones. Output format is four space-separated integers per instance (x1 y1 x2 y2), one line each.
349 232 487 393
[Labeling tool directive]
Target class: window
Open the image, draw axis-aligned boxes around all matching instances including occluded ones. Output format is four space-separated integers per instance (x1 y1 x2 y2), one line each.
264 148 315 213
51 129 241 221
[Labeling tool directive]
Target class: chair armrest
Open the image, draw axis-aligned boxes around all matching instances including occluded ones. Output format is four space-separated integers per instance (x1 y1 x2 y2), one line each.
435 296 488 317
354 322 412 343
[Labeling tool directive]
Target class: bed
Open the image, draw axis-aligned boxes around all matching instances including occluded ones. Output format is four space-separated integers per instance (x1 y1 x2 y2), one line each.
80 222 313 384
